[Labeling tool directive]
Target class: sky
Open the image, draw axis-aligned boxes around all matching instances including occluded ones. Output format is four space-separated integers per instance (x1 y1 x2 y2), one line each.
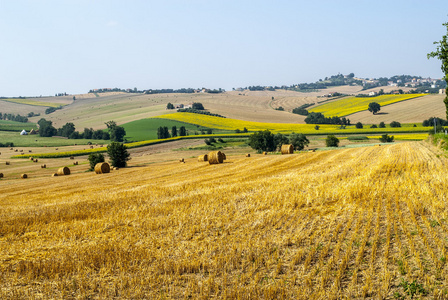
0 0 447 97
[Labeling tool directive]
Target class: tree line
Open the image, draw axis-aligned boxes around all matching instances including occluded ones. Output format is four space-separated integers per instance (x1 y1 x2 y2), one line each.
0 112 28 123
248 130 310 152
157 126 187 139
37 119 126 142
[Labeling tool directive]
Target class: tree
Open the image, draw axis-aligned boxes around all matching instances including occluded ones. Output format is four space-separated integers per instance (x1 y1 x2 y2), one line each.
105 121 126 142
166 102 175 109
179 126 187 136
428 21 448 119
171 126 177 137
356 122 363 129
83 128 94 139
326 135 339 147
274 133 289 151
379 121 386 128
368 102 381 114
379 134 394 143
248 130 276 152
289 133 309 150
60 122 76 138
390 121 401 128
37 118 57 137
192 102 204 110
107 142 130 168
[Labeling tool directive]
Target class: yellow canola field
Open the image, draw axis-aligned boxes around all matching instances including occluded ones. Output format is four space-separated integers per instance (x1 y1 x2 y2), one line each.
0 98 63 108
1 142 448 299
309 94 426 117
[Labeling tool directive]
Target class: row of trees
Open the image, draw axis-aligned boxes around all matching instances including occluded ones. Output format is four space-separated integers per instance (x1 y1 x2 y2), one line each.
0 113 28 123
304 112 351 125
37 119 126 142
157 126 187 139
248 130 309 152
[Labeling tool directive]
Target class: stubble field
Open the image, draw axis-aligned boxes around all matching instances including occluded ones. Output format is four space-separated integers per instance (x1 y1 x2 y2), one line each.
1 141 448 299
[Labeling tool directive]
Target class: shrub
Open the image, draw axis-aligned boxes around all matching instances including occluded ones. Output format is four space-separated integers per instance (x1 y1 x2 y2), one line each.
379 134 394 143
107 142 131 168
379 122 386 128
326 135 339 147
88 153 105 171
390 121 401 128
347 136 369 141
355 122 363 129
370 124 378 128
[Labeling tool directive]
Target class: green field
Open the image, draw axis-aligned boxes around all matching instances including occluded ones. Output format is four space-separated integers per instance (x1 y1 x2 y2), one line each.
0 131 109 147
122 118 231 141
0 120 36 132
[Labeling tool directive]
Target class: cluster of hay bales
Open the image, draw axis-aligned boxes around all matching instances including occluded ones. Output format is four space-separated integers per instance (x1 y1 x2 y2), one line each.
208 151 225 165
281 144 294 155
198 154 208 162
95 162 110 174
57 167 70 176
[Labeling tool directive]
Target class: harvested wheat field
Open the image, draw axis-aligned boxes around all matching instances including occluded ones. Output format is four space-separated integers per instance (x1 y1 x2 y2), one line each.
1 142 448 298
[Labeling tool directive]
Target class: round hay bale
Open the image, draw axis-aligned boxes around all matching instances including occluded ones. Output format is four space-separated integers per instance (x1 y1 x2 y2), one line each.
29 150 32 153
281 144 294 155
70 156 74 160
222 153 226 160
10 147 13 150
113 167 119 171
262 152 267 155
208 151 224 165
33 159 38 163
57 167 70 176
90 146 94 149
55 148 58 150
198 154 208 162
0 173 3 178
21 174 27 179
5 161 10 165
179 158 184 162
246 153 251 157
20 150 23 152
41 164 46 168
14 149 18 152
74 161 78 165
52 173 58 177
29 157 34 160
95 162 110 174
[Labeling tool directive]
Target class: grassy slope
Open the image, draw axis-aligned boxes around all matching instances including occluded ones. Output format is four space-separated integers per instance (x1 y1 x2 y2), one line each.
1 142 447 298
0 131 108 147
122 118 218 141
0 120 36 132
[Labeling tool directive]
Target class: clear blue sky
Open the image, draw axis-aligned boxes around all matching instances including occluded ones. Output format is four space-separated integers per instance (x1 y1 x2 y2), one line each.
0 0 447 97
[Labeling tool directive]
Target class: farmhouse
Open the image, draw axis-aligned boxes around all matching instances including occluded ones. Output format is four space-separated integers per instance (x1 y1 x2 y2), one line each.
440 89 446 94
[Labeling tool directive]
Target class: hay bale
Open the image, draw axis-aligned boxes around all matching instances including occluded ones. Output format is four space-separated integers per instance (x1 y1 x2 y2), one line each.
21 174 27 179
262 152 267 155
0 173 3 178
55 148 58 150
52 173 58 177
29 157 34 160
70 156 74 160
246 153 251 157
10 147 13 150
222 153 226 160
57 167 70 176
29 150 32 152
113 167 119 171
41 164 46 168
95 162 110 174
33 159 38 163
208 151 224 164
179 158 184 162
90 146 94 149
20 150 23 152
14 149 18 152
198 154 208 162
5 161 10 165
74 161 78 165
281 144 294 155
